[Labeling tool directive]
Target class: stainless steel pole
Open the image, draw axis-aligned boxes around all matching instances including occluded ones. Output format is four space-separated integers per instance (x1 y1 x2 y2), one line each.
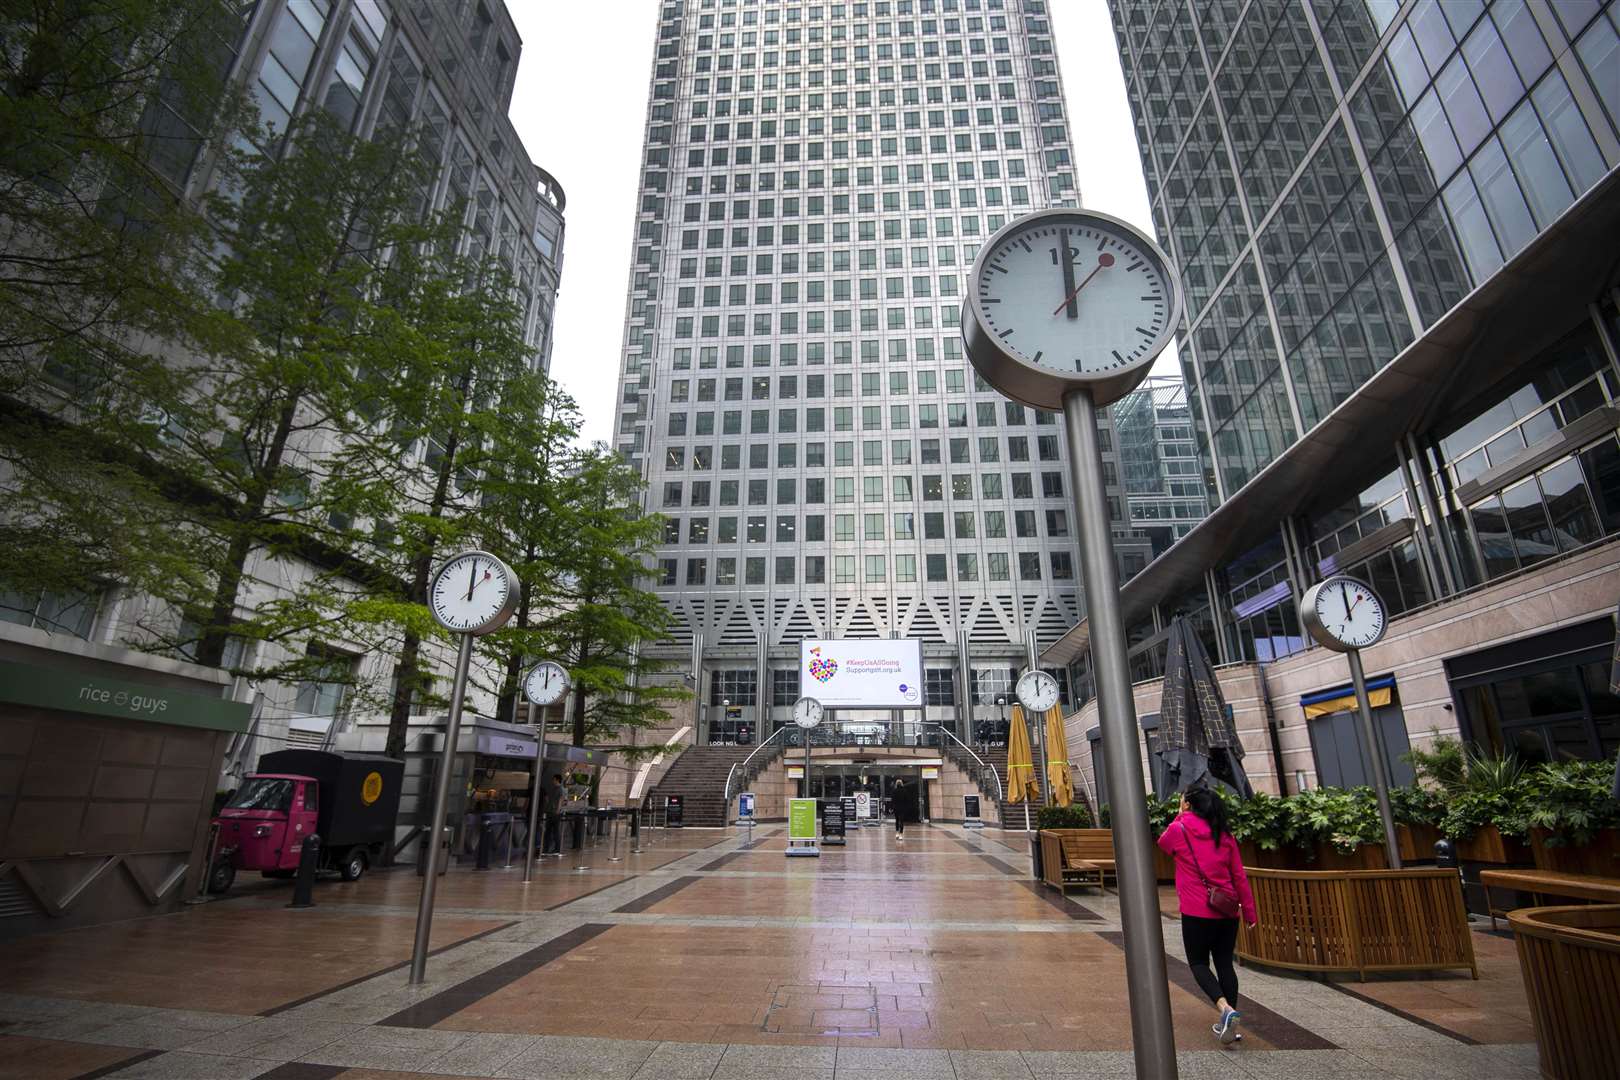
523 701 543 884
1348 649 1402 869
1063 388 1178 1079
1026 633 1050 812
409 633 474 985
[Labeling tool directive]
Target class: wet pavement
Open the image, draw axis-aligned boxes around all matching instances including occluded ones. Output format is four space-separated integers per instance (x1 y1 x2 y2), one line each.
0 824 1542 1078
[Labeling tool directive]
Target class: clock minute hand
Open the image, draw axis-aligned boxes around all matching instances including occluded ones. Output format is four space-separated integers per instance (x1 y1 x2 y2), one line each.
466 559 479 602
1051 253 1115 317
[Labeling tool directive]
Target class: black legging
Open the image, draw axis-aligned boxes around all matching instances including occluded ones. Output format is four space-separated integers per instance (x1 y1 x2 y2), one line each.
1181 914 1239 1008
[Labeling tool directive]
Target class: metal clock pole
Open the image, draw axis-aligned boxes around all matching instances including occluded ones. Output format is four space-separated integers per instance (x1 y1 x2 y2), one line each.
409 632 474 985
1348 648 1402 869
1064 386 1178 1078
523 699 544 884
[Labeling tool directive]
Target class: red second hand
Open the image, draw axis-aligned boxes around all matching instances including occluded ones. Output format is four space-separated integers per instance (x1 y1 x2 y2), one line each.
1052 253 1114 315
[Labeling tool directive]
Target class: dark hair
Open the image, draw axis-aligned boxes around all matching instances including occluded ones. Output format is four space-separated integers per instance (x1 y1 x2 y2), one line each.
1185 787 1229 847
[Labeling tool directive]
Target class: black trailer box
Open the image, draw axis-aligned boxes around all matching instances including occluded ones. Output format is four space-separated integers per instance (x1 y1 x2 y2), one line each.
257 750 403 848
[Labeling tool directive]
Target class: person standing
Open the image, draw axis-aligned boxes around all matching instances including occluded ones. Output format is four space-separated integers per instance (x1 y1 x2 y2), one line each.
1157 786 1257 1045
541 773 565 857
892 778 916 841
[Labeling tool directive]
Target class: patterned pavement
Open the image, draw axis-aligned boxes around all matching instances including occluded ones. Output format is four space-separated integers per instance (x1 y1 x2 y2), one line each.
0 824 1543 1079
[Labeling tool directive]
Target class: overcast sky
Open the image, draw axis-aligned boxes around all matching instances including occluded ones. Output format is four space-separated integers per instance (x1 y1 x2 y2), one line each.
509 0 1163 447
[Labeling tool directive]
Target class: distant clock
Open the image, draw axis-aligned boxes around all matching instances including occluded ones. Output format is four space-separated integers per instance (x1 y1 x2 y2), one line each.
523 660 570 707
1301 576 1388 652
427 551 519 636
962 208 1183 408
792 696 824 729
1016 670 1061 714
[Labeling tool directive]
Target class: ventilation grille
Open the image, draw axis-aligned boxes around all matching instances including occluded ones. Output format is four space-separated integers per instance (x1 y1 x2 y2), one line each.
0 875 38 919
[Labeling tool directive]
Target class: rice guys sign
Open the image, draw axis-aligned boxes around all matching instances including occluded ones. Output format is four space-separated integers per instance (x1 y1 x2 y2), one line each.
798 639 926 708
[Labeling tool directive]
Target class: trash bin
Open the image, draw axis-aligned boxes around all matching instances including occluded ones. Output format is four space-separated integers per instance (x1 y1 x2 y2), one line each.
416 826 451 876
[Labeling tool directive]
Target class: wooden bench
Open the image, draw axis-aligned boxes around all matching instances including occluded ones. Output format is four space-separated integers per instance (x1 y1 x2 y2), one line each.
1039 829 1115 895
1480 869 1620 931
1508 904 1620 1080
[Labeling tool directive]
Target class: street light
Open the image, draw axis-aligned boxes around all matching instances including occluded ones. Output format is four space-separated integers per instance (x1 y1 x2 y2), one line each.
720 697 730 745
996 696 1007 749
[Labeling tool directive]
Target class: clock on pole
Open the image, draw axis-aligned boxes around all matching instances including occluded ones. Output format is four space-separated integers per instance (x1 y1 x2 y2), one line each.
1015 670 1061 715
521 658 571 884
1301 576 1401 868
411 550 519 985
523 660 571 706
962 207 1183 1075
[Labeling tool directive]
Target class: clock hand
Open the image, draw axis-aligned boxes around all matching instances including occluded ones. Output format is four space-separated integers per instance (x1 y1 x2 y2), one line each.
1342 585 1353 623
466 559 479 602
1051 253 1115 317
1058 228 1077 318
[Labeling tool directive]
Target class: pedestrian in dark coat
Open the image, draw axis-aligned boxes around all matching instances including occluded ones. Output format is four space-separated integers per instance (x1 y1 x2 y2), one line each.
892 778 918 840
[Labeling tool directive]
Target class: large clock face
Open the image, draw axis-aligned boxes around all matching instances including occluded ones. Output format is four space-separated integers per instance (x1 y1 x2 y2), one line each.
1016 670 1061 715
1303 577 1387 651
428 551 518 635
792 696 824 729
963 209 1183 408
524 661 570 707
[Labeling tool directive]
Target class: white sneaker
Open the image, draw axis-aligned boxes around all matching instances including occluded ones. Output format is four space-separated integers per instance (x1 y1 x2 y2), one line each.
1213 1007 1240 1044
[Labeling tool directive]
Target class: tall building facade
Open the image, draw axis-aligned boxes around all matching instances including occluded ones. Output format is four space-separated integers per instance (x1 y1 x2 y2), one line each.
2 0 567 760
1113 376 1209 571
615 0 1143 743
1051 0 1620 798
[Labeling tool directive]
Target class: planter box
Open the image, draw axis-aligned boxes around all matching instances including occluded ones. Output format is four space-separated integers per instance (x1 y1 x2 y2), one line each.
1398 824 1442 863
1530 827 1620 877
1154 847 1175 882
1454 825 1533 864
1305 842 1388 872
1238 840 1296 870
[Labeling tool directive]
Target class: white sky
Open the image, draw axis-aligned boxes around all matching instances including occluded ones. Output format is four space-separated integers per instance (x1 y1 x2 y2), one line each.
508 0 1166 447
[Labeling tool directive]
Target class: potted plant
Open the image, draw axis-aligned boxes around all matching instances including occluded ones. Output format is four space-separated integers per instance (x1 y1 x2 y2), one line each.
1438 749 1533 863
1036 804 1095 830
1287 786 1387 869
1524 760 1620 875
1221 789 1295 868
1389 784 1446 863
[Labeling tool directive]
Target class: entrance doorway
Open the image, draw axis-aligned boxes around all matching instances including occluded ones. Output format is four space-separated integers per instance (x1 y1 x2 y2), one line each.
809 765 930 820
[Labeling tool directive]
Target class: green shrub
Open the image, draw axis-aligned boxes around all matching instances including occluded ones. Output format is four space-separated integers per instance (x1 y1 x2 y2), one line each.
1440 788 1531 842
1403 732 1466 795
1036 804 1095 830
1287 786 1384 854
1389 784 1446 828
1220 789 1292 850
1524 760 1620 847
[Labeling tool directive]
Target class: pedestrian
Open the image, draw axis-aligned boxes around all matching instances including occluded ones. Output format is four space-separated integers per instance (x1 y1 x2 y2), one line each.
542 773 565 857
1157 785 1257 1045
892 778 916 841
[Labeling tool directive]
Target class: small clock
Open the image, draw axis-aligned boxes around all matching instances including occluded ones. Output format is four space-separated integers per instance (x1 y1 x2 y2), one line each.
523 660 570 707
427 550 519 635
1301 576 1388 652
792 696 824 729
1016 670 1061 715
962 207 1183 409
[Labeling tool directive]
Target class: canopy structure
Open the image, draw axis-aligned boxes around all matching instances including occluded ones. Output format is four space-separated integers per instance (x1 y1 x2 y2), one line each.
1043 705 1073 809
1006 704 1041 805
1157 616 1253 798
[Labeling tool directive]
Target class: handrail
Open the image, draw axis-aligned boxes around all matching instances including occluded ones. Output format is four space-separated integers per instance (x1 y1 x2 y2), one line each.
935 722 1004 803
722 725 792 808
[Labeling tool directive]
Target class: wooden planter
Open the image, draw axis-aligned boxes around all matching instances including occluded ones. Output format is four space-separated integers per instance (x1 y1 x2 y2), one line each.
1238 840 1296 870
1154 846 1176 882
1453 825 1534 864
1508 904 1620 1080
1530 828 1620 877
1238 867 1477 981
1306 842 1389 872
1397 823 1442 863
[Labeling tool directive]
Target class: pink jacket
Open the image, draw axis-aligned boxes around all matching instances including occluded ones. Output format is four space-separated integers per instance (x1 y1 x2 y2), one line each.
1157 810 1257 924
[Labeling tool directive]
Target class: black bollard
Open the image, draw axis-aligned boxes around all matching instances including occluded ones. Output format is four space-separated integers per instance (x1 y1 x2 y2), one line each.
473 815 490 870
1434 837 1457 869
288 834 320 908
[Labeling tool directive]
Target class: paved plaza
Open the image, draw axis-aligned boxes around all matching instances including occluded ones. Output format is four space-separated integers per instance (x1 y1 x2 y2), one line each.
0 824 1542 1079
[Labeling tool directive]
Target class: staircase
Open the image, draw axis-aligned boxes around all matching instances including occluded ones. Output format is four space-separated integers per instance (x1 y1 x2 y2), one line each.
647 745 759 827
972 745 1050 828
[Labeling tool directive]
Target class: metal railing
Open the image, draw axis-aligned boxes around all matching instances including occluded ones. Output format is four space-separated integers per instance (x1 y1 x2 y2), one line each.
721 724 792 811
936 723 1005 804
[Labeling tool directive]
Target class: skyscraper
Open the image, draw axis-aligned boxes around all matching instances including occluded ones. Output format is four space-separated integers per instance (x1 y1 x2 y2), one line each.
1050 1 1620 798
614 0 1142 743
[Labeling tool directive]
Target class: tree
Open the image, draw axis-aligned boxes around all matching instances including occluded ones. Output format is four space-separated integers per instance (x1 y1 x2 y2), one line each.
541 448 684 749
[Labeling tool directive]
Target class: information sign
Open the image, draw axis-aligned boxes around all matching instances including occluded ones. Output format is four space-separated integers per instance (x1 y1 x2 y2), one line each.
822 799 847 845
964 794 984 830
853 791 871 820
738 792 755 819
786 798 821 858
666 794 684 828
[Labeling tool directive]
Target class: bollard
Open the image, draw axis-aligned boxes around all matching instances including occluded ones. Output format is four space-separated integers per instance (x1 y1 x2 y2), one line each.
288 834 320 909
630 807 643 855
475 816 492 871
1435 837 1468 910
608 811 622 862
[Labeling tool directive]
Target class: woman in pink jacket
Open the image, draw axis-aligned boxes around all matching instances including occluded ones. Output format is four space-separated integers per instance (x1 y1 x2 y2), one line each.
1157 786 1257 1044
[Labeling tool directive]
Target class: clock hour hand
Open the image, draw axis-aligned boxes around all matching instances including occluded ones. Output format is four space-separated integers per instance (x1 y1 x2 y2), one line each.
466 559 479 602
1051 253 1115 317
1058 228 1077 318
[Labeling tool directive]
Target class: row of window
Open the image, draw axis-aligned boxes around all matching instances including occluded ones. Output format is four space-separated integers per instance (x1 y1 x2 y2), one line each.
657 470 1081 507
663 549 1073 585
658 433 1075 465
661 506 1076 544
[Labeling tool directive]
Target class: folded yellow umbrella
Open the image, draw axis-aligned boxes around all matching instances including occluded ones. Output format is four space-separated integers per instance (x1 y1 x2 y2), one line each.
1044 705 1074 809
1006 704 1041 804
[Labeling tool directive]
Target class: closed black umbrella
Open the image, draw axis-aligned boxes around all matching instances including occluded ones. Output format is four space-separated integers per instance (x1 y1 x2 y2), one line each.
1158 615 1253 798
1610 602 1619 800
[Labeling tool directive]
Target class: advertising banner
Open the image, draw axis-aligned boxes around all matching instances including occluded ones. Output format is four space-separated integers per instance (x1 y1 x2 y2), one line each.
738 792 755 819
822 799 846 844
799 639 925 708
788 798 818 841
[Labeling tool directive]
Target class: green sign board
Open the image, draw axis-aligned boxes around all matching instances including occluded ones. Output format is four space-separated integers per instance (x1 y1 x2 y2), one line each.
788 797 818 841
0 658 252 733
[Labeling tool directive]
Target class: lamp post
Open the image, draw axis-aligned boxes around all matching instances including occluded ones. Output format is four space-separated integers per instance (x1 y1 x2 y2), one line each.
996 696 1006 751
722 698 730 744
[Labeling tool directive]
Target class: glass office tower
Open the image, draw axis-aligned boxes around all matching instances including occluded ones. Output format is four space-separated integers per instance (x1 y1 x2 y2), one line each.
614 0 1146 742
1048 1 1620 778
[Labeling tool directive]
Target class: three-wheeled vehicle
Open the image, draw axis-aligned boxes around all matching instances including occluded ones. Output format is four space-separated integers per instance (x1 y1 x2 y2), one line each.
208 749 403 893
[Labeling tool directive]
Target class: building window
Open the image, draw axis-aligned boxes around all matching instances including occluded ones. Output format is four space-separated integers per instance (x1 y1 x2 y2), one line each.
709 669 758 706
772 668 801 706
925 668 956 705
